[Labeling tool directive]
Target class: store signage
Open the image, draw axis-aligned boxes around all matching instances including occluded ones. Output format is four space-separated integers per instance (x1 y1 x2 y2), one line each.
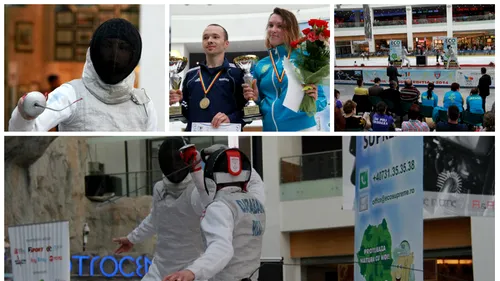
70 255 152 277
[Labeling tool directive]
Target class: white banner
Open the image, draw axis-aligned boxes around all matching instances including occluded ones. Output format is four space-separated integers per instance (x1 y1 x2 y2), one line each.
456 69 495 88
362 68 456 87
9 221 70 281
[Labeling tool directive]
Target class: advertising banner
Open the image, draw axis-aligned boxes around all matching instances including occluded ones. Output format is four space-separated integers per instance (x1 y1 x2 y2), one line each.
354 136 423 281
363 5 373 41
342 136 495 217
334 70 364 85
362 68 456 87
389 40 402 61
8 221 70 281
442 37 458 61
456 69 496 88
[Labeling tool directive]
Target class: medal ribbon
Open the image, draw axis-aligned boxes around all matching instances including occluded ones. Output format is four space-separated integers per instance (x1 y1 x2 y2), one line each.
199 69 223 95
269 50 291 83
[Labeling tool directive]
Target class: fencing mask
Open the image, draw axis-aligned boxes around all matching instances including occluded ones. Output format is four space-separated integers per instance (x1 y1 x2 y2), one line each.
158 137 190 184
90 18 142 85
204 148 252 196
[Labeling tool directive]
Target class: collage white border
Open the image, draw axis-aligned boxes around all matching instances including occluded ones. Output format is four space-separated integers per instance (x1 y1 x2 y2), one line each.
0 1 498 280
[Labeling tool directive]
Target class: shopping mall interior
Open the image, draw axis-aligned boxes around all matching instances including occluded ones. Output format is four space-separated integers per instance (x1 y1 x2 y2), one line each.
334 4 495 57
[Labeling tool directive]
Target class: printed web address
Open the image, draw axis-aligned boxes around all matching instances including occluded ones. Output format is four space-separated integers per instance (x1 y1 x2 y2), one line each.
372 188 415 206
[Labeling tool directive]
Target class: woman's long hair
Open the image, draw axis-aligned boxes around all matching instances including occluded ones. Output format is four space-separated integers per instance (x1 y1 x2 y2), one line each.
427 82 434 100
265 7 300 51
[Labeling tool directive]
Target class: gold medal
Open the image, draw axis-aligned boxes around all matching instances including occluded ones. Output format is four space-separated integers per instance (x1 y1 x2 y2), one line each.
200 97 210 109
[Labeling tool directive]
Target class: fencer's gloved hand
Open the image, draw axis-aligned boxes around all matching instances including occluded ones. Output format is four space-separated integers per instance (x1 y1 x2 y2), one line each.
17 91 49 120
200 144 229 163
112 237 134 254
180 144 202 172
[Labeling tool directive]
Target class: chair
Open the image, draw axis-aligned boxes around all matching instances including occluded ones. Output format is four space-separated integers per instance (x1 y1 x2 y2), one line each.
462 111 484 126
438 110 448 122
368 96 382 108
383 99 395 111
352 95 372 114
420 105 434 118
400 102 414 116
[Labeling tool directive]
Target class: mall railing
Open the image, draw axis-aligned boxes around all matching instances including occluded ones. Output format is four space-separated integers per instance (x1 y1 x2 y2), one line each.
334 22 363 28
373 19 407 26
335 19 408 28
413 17 447 24
86 170 163 199
280 150 342 184
280 150 343 201
335 49 495 59
453 14 495 22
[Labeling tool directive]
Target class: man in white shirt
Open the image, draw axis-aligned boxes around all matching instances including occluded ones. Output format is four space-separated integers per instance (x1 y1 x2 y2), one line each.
9 18 158 131
113 141 265 281
164 147 265 281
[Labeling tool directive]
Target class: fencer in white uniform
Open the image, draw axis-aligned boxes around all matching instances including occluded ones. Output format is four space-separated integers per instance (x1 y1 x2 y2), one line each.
164 147 266 281
9 18 158 131
112 139 265 281
401 46 411 68
445 45 461 69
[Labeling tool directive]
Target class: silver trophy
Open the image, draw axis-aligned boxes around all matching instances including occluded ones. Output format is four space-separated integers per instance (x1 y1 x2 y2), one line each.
234 55 262 122
169 55 188 122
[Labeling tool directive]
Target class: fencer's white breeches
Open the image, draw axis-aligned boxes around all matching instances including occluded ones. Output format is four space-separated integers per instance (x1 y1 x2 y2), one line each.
141 262 162 281
141 259 207 281
446 56 460 68
402 56 410 66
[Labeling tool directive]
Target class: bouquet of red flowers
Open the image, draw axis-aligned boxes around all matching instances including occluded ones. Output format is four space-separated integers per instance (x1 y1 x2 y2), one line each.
290 19 330 116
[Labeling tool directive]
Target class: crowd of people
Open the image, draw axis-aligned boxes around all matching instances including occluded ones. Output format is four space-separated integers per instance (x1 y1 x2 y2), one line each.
334 67 494 132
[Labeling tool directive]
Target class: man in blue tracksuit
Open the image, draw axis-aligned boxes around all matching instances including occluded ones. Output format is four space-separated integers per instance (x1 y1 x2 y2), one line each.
169 24 247 131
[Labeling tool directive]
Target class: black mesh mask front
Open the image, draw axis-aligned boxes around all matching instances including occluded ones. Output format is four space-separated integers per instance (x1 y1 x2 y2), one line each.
90 18 142 85
158 137 190 184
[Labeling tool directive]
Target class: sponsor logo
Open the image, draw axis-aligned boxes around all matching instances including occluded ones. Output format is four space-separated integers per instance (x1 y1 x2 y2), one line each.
30 257 48 263
15 256 26 265
28 247 44 253
46 245 62 252
445 38 456 44
423 198 465 208
471 200 494 210
14 248 25 254
49 255 63 262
